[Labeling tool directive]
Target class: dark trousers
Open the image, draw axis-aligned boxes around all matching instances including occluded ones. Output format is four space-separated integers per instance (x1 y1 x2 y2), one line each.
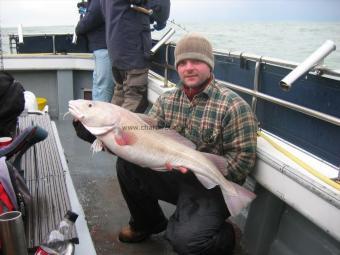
111 67 149 113
116 158 235 255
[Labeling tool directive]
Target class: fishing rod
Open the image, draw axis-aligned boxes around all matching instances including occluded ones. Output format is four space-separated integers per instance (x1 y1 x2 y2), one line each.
130 4 153 15
168 19 189 33
72 0 88 44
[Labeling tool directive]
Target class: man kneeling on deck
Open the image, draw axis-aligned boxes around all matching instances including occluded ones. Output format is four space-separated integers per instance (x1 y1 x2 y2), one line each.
74 33 257 254
117 33 257 254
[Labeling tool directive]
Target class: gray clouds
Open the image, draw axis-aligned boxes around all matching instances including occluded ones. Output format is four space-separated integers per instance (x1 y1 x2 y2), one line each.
1 0 339 27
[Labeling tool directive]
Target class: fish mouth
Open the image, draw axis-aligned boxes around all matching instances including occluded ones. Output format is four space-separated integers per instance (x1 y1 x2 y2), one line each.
68 100 115 136
68 102 85 121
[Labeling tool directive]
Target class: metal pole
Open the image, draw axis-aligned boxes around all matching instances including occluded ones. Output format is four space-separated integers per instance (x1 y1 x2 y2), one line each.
52 35 56 54
217 79 340 127
17 24 24 44
164 44 169 88
252 60 262 112
0 211 28 255
0 15 3 70
280 40 336 91
150 28 176 55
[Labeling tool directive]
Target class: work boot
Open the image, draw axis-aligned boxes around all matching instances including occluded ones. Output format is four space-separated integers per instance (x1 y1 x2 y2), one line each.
118 220 168 243
118 226 151 243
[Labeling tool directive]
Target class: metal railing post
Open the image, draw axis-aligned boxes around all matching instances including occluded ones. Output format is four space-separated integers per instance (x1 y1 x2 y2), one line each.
0 21 3 70
217 79 340 127
252 58 262 113
52 35 56 54
163 44 169 88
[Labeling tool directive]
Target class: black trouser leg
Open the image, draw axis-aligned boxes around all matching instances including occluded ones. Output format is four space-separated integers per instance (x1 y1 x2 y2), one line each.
111 67 124 106
165 175 235 255
111 67 148 113
116 158 178 231
116 158 235 254
121 68 149 113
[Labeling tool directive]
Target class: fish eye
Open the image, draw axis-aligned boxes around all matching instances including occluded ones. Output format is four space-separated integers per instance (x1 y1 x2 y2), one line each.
88 103 92 108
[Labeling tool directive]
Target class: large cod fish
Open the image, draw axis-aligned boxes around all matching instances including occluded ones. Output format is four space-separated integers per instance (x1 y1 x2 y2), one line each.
68 99 256 216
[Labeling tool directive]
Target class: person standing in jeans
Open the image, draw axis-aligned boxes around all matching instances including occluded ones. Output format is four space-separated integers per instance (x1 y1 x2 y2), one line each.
76 0 114 102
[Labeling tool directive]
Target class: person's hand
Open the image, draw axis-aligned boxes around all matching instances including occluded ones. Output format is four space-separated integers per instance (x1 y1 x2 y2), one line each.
148 0 170 31
72 119 96 144
78 6 87 15
153 21 166 31
165 163 188 174
77 1 87 15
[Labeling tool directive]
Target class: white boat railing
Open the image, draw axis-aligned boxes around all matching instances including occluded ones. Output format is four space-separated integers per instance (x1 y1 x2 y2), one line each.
153 43 340 129
279 40 336 91
214 49 340 79
152 43 340 128
217 79 340 127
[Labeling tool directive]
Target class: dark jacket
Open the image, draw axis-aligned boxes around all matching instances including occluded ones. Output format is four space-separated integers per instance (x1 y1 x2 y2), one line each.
75 0 106 52
0 72 25 137
100 0 152 70
148 0 171 30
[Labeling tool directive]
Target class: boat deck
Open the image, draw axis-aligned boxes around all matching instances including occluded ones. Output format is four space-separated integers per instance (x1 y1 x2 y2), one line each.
55 119 177 255
4 52 339 254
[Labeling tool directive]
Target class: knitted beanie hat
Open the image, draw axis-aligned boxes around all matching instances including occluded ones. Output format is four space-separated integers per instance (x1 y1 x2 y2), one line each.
174 33 214 70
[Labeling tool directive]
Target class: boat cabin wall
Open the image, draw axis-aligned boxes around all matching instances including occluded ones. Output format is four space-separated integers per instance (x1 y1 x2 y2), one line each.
244 184 340 255
6 69 93 119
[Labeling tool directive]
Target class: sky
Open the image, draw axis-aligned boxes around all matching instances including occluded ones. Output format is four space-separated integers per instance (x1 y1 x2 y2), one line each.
1 0 340 27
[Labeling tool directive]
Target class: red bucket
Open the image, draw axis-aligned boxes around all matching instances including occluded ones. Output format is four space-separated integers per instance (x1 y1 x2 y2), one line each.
0 137 12 148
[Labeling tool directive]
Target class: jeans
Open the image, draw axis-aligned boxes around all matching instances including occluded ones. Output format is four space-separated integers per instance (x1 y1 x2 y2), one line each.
92 49 114 102
116 158 235 255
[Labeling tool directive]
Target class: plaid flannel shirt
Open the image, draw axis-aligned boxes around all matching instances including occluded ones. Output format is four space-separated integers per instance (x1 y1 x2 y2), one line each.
148 77 257 184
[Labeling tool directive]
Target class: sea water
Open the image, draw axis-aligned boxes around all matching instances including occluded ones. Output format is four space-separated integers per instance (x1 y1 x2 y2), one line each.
1 21 340 69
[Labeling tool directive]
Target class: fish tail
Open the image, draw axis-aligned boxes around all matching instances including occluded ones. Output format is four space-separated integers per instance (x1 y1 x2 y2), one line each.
221 183 256 217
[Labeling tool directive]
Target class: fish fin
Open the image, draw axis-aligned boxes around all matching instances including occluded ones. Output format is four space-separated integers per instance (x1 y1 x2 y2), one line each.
84 124 114 136
150 167 167 172
195 173 218 189
155 129 196 149
91 139 104 153
136 114 158 127
202 153 228 175
221 183 256 217
113 127 137 146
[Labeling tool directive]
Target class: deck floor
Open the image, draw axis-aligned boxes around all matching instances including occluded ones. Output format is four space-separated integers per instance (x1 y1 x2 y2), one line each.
55 119 176 255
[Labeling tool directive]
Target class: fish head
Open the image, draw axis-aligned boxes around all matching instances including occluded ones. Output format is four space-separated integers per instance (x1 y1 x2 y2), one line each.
68 99 121 135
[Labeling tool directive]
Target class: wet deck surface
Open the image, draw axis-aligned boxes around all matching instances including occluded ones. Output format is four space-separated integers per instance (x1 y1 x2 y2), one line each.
55 119 177 255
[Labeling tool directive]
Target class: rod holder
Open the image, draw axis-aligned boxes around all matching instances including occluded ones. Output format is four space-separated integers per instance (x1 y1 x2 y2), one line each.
150 28 175 55
17 24 24 44
0 211 28 255
72 28 77 44
280 40 336 91
72 34 77 44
